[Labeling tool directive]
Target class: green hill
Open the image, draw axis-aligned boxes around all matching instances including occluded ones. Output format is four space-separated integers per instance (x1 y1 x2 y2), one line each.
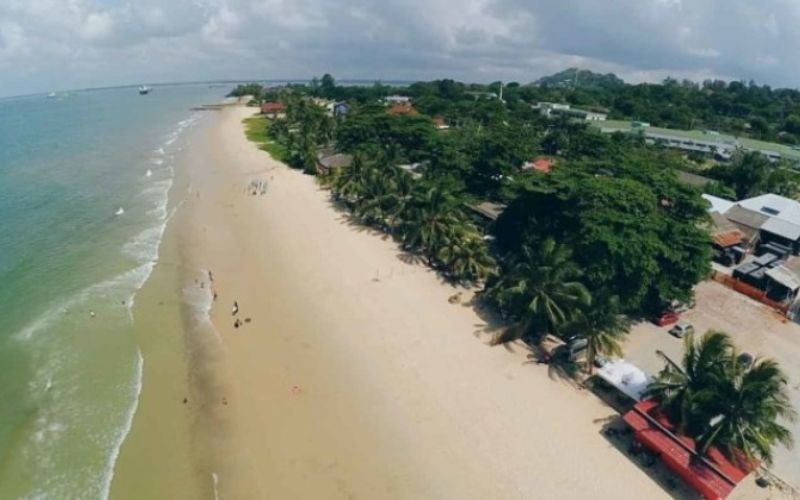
535 68 625 90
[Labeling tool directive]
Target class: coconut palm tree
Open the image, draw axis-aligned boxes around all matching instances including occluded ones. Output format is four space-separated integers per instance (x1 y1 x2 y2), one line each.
436 224 496 284
565 293 630 374
484 238 591 341
331 155 370 205
646 330 734 435
695 357 795 466
398 185 461 262
647 330 796 465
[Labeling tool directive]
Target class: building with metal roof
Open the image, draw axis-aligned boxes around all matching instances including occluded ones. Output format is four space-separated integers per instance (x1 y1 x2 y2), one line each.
703 194 735 214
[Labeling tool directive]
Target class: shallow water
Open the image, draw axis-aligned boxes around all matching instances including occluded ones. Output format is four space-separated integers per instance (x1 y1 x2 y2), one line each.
0 85 225 498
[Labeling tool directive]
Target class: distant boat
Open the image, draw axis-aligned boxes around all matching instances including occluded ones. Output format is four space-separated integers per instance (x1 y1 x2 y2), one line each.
138 85 151 95
145 169 153 177
115 207 125 216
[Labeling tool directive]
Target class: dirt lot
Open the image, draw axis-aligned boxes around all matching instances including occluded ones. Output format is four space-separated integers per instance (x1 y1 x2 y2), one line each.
624 280 800 494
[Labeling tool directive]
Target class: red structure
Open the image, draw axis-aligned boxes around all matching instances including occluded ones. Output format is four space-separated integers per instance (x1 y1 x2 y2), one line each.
260 102 286 115
623 400 756 499
388 103 417 115
523 157 556 173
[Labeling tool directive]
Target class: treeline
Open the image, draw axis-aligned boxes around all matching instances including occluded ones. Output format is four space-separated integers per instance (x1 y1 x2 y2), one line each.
232 70 800 146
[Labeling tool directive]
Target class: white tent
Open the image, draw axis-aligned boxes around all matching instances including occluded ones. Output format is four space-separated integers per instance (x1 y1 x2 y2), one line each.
595 359 654 401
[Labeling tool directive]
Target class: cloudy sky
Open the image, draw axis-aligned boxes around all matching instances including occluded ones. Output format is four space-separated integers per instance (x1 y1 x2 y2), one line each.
0 0 797 97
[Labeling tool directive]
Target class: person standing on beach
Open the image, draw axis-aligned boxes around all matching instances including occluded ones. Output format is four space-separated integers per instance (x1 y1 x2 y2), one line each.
232 301 239 315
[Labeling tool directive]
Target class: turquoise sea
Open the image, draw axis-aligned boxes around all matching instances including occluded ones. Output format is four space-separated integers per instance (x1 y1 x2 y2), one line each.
0 85 225 498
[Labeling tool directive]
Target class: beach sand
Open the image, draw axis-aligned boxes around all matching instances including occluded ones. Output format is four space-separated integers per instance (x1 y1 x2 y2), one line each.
157 104 675 500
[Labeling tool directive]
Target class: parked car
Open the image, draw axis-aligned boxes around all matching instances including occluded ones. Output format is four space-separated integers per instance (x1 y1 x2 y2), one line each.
669 321 694 338
555 337 588 362
654 311 680 326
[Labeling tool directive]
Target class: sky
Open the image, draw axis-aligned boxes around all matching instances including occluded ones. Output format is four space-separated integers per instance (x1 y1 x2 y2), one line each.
0 0 798 97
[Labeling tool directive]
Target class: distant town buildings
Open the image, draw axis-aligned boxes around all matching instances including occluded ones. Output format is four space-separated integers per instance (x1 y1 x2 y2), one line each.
705 192 800 302
534 102 608 121
595 121 800 164
384 95 411 105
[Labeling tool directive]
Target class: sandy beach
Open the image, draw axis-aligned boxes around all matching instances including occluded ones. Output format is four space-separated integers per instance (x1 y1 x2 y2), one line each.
166 104 675 499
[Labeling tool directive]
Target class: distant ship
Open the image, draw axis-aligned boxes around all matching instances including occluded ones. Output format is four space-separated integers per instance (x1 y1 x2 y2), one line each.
138 85 151 95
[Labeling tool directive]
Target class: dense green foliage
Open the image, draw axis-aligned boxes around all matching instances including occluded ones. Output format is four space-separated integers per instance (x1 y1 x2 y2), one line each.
707 151 800 200
227 83 265 99
647 331 795 465
490 157 712 313
525 69 800 145
535 68 625 91
326 157 496 284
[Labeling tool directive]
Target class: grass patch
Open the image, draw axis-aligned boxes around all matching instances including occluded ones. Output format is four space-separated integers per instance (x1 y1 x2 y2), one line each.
243 115 288 162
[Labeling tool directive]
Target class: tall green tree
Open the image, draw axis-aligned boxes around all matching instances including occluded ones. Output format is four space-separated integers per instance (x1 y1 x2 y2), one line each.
647 330 795 465
564 293 630 374
484 238 591 342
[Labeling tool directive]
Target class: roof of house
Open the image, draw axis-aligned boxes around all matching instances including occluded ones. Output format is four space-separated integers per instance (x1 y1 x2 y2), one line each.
260 101 285 112
533 158 555 173
623 400 755 500
703 194 735 214
468 201 506 221
710 211 737 233
725 205 770 230
388 103 417 115
766 265 800 291
318 153 353 170
522 157 556 173
432 116 448 127
737 193 800 224
761 217 800 240
713 229 746 248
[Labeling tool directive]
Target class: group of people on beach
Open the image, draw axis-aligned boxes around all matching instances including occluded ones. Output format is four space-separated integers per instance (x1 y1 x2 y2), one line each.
246 178 267 196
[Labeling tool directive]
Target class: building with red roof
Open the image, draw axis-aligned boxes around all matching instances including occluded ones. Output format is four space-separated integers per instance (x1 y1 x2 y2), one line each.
432 116 449 129
388 103 417 115
522 157 556 173
260 101 286 117
623 400 756 499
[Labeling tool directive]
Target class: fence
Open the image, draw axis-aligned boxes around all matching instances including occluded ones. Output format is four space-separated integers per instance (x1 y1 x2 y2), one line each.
710 271 790 315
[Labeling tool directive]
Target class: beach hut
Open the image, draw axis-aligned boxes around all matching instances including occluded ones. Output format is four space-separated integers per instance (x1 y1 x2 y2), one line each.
260 102 286 118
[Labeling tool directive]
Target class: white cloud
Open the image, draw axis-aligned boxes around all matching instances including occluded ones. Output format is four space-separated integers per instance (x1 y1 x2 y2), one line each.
0 0 799 97
80 12 114 41
689 47 720 58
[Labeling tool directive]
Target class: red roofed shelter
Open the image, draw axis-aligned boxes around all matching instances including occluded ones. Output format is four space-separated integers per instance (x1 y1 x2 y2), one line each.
388 103 417 115
260 101 286 117
623 400 756 499
522 157 555 173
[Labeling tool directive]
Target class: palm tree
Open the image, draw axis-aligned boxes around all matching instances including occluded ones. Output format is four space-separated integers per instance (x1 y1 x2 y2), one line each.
695 357 795 466
646 330 734 435
484 238 591 342
436 224 496 284
647 330 796 465
331 155 370 206
565 293 630 374
398 185 461 262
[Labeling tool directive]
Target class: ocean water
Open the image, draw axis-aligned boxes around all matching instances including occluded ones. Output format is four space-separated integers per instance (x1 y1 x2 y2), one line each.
0 85 225 499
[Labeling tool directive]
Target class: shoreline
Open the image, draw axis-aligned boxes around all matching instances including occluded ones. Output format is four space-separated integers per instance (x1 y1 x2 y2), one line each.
174 104 674 499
